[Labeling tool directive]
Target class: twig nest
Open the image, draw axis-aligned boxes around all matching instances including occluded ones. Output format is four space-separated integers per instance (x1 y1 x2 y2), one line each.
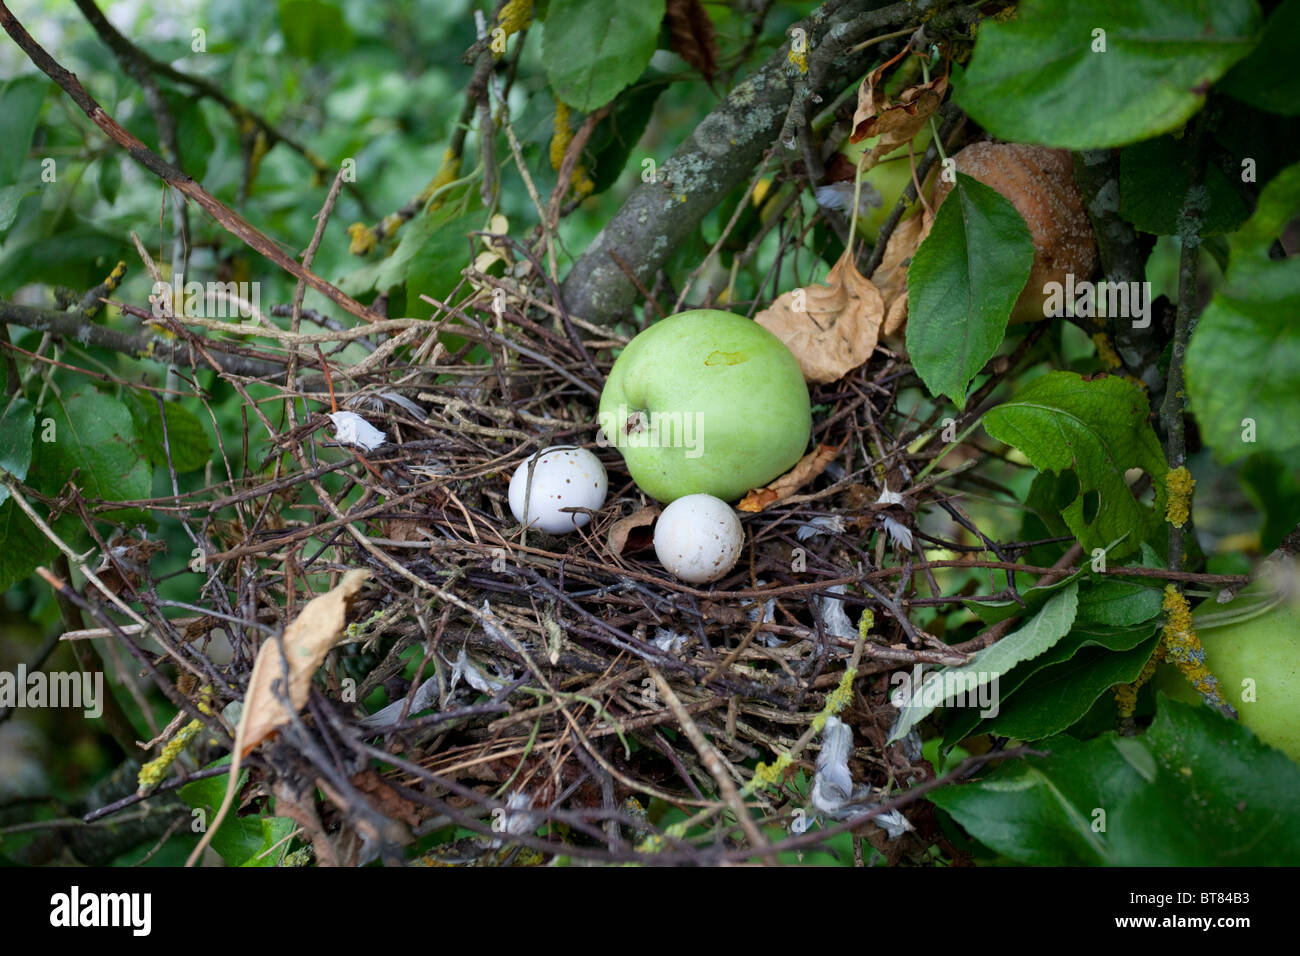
653 493 744 584
934 143 1097 323
509 446 608 534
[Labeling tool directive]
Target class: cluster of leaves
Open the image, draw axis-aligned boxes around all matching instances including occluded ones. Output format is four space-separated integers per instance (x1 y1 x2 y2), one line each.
890 0 1300 864
0 387 210 591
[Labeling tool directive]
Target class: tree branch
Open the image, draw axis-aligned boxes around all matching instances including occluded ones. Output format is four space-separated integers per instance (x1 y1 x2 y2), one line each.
559 0 936 326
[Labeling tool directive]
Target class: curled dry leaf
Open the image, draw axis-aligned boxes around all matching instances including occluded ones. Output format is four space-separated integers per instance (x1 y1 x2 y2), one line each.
872 209 934 336
756 251 885 384
850 56 949 157
608 504 661 556
737 444 842 512
239 569 371 756
665 0 719 83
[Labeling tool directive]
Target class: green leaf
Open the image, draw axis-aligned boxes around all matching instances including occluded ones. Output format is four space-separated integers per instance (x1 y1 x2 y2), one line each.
986 633 1161 740
345 182 481 299
278 0 355 59
1185 265 1300 463
404 214 478 313
0 231 131 297
32 392 151 505
0 76 47 187
179 760 296 867
1074 577 1164 627
930 733 1150 865
541 0 666 111
173 98 215 182
965 569 1086 626
0 184 35 234
0 498 54 591
941 615 1157 751
934 697 1300 865
1238 451 1300 553
1218 0 1300 115
1119 134 1252 236
589 78 669 195
906 173 1034 409
1110 696 1300 865
982 372 1168 558
125 393 212 473
957 0 1262 148
890 583 1078 742
97 155 121 205
0 398 35 508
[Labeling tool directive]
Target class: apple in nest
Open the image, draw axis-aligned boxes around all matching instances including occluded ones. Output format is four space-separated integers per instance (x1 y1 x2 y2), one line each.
1154 582 1300 763
598 310 811 503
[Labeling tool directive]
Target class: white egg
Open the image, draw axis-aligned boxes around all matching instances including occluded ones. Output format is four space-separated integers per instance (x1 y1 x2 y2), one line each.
508 445 608 534
653 494 744 584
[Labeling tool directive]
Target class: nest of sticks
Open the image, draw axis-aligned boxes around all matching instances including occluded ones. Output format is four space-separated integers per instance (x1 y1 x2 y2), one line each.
53 225 1039 867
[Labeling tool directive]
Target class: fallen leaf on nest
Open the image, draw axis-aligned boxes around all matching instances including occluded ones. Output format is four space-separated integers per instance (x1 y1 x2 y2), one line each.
872 209 934 335
850 56 949 155
738 444 842 512
239 569 370 756
608 504 661 556
756 251 884 384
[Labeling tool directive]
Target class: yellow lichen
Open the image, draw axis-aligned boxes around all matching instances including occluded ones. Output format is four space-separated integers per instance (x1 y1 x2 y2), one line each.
1160 584 1230 708
136 688 214 793
550 100 573 172
788 47 808 74
1091 332 1122 368
495 0 532 40
1115 644 1164 719
1165 466 1195 529
347 222 377 255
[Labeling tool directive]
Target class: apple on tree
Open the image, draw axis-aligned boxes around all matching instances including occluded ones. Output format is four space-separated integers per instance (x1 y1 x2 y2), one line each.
1154 579 1300 763
598 310 811 503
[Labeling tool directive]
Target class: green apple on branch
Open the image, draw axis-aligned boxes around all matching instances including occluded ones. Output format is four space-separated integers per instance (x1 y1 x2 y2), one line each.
1154 578 1300 763
598 310 811 503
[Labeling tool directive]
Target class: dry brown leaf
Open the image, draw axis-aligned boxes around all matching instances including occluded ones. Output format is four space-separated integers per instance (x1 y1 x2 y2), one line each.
872 209 934 336
351 769 429 829
756 251 884 384
608 504 661 556
850 58 949 152
665 0 719 82
737 444 841 512
239 569 370 756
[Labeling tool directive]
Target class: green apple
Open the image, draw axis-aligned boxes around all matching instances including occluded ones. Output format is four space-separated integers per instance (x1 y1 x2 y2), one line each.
839 128 933 243
1154 581 1300 762
598 310 811 503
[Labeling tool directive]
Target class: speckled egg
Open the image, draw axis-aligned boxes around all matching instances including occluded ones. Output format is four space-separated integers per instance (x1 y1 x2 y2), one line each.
508 446 608 534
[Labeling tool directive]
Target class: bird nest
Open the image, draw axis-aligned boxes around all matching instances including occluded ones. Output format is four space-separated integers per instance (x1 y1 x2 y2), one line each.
72 251 1008 868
